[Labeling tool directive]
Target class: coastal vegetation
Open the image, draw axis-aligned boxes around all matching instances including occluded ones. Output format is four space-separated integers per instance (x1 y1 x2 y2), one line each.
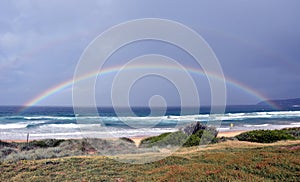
0 140 299 181
236 129 296 143
1 126 300 162
1 125 300 181
139 130 218 148
140 122 218 148
0 138 156 162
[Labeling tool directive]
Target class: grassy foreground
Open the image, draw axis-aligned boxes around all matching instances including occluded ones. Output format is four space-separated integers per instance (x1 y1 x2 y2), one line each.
1 140 300 181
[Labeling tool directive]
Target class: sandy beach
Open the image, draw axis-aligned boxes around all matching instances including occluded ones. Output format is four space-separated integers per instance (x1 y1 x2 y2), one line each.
216 130 246 138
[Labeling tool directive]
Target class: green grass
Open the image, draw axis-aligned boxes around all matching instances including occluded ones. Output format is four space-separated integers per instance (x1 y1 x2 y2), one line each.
0 142 299 181
140 131 187 148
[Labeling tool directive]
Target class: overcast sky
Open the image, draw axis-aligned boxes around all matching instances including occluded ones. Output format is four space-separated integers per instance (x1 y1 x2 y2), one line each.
0 0 299 107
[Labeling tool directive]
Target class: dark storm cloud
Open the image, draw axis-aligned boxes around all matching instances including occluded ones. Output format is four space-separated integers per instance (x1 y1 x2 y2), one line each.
0 0 299 106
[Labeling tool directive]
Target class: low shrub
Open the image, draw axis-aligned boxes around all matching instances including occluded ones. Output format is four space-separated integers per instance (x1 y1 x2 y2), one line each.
140 129 218 148
183 130 218 147
0 147 17 160
140 132 172 144
0 140 17 149
5 152 30 161
29 139 65 148
182 131 201 147
281 127 300 138
236 130 295 143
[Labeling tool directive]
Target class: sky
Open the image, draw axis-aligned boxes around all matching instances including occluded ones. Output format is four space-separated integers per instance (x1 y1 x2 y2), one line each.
0 0 299 107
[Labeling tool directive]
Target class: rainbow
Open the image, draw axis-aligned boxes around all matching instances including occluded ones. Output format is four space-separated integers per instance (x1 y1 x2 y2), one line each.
20 65 279 112
0 26 291 112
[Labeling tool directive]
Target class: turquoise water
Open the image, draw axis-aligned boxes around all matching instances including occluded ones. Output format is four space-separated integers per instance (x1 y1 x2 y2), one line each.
0 106 299 140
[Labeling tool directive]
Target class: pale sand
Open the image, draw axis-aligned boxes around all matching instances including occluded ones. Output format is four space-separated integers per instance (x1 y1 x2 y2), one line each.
1 139 31 143
130 138 144 147
217 130 246 138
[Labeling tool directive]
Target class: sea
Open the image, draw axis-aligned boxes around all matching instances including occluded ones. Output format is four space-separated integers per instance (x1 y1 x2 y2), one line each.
0 105 300 140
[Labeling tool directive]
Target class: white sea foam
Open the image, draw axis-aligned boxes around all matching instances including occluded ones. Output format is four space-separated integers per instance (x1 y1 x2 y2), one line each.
217 127 231 131
244 124 270 127
0 123 28 129
41 124 101 129
228 113 245 116
206 111 300 121
24 116 75 120
266 111 300 116
0 127 179 140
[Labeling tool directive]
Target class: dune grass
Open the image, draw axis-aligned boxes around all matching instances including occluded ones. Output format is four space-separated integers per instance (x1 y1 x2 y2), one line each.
0 141 299 181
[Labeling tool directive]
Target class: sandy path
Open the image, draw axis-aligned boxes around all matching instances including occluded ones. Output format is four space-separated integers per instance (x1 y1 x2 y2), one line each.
217 130 246 138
